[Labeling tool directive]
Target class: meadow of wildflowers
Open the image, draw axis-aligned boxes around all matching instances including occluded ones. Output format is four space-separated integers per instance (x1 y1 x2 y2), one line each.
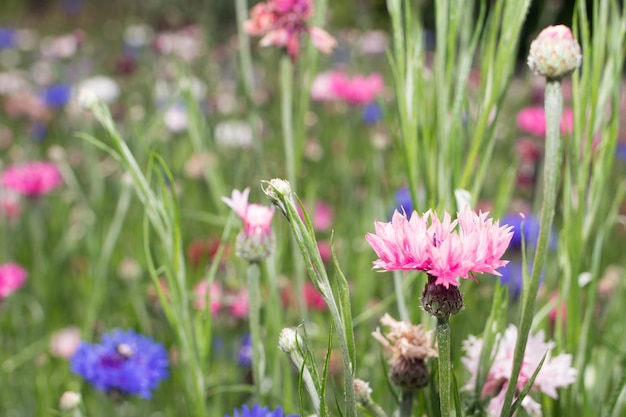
1 1 626 417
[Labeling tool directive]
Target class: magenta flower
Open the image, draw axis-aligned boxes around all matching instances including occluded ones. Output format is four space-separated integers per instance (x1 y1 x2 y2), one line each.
245 0 336 61
1 161 62 197
366 206 513 288
330 72 384 106
222 188 275 262
462 325 576 416
516 106 573 137
0 262 27 300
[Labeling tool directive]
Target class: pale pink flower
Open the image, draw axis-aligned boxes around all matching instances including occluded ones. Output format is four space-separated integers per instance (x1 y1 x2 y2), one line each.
0 262 27 300
245 0 336 60
1 161 62 197
0 188 21 219
50 327 81 359
462 325 576 417
366 205 513 288
311 71 339 102
222 188 275 261
193 279 222 314
228 288 249 319
330 72 384 106
516 106 574 137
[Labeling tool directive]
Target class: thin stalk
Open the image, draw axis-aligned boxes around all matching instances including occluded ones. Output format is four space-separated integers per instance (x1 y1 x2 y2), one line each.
280 56 296 192
393 271 409 322
500 80 563 417
400 390 414 417
247 261 265 399
436 318 451 417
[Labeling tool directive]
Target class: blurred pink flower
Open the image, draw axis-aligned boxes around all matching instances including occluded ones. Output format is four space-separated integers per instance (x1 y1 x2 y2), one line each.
330 72 384 106
193 279 222 314
222 188 275 261
1 161 62 197
311 71 338 102
245 0 336 60
229 288 249 319
303 281 326 310
0 262 27 300
50 327 81 359
297 200 334 231
366 206 512 288
516 106 574 137
462 325 576 416
0 188 21 219
317 240 332 262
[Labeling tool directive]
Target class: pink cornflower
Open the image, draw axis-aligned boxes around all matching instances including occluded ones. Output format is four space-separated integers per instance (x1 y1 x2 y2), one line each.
0 262 27 300
516 106 574 137
303 281 326 311
222 188 275 262
365 205 513 288
245 0 336 60
193 279 222 314
330 72 384 106
462 325 576 416
228 288 249 319
1 161 62 197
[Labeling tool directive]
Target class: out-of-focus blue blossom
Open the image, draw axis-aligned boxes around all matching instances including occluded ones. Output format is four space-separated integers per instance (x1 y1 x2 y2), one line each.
29 122 47 141
498 261 544 300
70 329 169 399
0 28 16 50
238 334 252 367
389 187 414 220
615 143 626 162
61 0 84 14
502 213 556 251
41 84 72 108
226 404 298 417
361 102 383 125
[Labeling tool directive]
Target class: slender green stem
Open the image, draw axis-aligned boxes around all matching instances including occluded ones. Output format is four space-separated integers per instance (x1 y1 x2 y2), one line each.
436 318 451 417
280 56 296 192
400 390 414 417
500 80 563 417
393 271 409 322
247 261 265 399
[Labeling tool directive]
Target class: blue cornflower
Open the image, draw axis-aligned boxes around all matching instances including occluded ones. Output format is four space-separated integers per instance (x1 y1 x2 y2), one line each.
388 187 414 220
361 102 383 125
498 261 544 300
501 213 556 251
70 329 169 399
237 334 252 367
0 28 16 50
41 84 72 107
226 404 298 417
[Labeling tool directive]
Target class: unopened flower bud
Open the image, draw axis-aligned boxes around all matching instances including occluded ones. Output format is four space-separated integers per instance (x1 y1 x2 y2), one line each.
353 379 373 403
420 275 464 320
390 357 430 391
278 327 299 353
527 25 581 80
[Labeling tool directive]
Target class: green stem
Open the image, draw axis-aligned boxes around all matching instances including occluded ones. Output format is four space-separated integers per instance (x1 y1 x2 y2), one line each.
247 261 265 399
393 271 409 322
500 79 563 417
400 390 414 417
436 318 451 417
280 56 296 192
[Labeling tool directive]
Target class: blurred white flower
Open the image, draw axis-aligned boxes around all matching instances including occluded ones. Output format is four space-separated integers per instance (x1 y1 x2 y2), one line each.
0 71 29 95
357 30 389 55
124 23 153 48
163 104 188 133
214 120 253 149
50 327 81 359
75 75 120 104
40 31 83 59
462 325 576 417
154 25 203 62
